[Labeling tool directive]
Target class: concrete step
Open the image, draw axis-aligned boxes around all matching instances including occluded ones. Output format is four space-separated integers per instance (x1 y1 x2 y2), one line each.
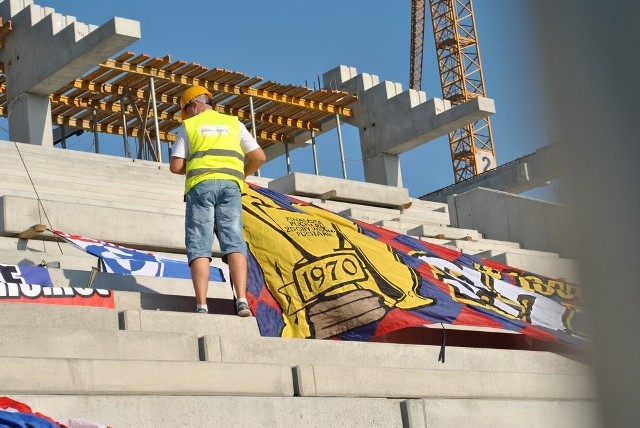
1 194 185 251
294 196 380 214
0 325 199 361
293 364 594 400
268 172 410 208
478 251 580 283
0 141 171 172
408 224 480 241
121 309 261 338
479 246 561 258
10 395 405 428
373 220 409 234
0 357 293 396
0 302 118 330
341 207 449 226
451 238 521 254
406 398 597 428
0 178 185 216
202 335 588 375
408 197 449 214
113 290 234 314
418 236 455 247
0 152 183 188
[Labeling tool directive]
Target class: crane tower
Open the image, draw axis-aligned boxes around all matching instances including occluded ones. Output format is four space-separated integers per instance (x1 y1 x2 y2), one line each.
411 0 497 182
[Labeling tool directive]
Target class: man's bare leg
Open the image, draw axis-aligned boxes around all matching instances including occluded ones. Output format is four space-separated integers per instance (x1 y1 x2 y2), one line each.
226 252 248 299
190 257 211 305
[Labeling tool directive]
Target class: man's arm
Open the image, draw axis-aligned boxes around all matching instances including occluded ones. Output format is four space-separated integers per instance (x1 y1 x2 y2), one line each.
170 156 186 175
244 147 266 177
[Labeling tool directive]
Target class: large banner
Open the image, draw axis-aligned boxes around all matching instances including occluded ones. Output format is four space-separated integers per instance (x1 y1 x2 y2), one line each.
51 231 227 282
242 184 586 347
0 263 114 308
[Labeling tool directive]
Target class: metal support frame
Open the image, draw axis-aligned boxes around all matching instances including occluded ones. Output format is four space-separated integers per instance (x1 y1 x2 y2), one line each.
249 96 261 176
311 130 319 175
284 142 292 174
149 77 162 162
120 95 130 158
92 109 100 153
336 114 347 179
60 124 67 149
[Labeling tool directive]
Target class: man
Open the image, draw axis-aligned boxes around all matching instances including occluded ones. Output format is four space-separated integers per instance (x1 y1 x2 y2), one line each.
170 86 266 316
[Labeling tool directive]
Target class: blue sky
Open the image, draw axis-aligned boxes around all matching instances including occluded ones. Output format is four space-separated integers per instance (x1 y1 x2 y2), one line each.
9 1 549 198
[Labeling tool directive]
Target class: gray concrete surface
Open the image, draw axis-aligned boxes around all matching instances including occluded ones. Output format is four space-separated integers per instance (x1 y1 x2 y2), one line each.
0 324 199 361
10 396 405 428
423 144 561 202
478 250 580 283
294 364 594 399
120 309 260 337
0 2 140 145
342 207 450 226
408 224 480 240
448 187 572 257
268 172 410 207
0 302 118 329
405 399 598 428
0 357 294 396
322 65 495 186
204 335 588 375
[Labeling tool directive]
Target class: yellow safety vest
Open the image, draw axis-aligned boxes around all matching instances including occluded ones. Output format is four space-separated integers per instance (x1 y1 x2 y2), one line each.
183 110 245 194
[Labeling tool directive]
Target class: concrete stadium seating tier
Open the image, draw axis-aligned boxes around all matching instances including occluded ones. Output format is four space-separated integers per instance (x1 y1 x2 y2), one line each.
0 140 594 427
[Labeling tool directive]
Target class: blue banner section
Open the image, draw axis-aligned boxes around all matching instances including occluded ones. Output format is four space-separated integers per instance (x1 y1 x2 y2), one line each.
0 264 53 287
51 231 225 282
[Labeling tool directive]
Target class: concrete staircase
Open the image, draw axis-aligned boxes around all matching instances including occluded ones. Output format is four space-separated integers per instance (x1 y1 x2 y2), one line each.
0 140 595 427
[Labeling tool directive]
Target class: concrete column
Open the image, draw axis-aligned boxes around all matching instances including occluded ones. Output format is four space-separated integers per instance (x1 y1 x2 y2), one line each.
8 92 53 146
363 153 403 187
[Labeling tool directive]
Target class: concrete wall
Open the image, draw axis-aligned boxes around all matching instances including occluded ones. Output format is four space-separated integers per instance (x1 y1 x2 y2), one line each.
448 187 572 257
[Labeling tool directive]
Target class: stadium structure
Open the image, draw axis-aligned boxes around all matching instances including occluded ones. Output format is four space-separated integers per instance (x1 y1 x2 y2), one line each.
0 1 611 427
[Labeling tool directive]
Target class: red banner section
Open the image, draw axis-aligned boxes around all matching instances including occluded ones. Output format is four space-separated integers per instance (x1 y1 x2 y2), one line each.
0 282 115 308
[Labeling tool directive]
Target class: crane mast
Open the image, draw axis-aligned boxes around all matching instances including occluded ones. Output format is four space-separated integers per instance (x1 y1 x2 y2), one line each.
412 0 497 182
409 0 426 91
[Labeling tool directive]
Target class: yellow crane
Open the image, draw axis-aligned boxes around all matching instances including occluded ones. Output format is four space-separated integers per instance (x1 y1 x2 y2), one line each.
410 0 497 182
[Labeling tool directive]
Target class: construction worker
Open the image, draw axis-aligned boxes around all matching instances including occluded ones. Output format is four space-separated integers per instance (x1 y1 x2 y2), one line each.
170 86 266 316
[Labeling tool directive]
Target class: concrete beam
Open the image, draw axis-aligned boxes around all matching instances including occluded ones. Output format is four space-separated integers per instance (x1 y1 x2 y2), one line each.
423 145 562 202
267 172 410 208
321 65 495 187
362 95 494 159
321 65 496 158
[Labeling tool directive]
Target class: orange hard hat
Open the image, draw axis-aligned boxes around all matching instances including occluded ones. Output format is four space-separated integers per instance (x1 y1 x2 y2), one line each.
180 86 212 119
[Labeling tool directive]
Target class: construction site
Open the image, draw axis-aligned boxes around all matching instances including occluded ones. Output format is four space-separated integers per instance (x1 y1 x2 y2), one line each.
0 1 638 427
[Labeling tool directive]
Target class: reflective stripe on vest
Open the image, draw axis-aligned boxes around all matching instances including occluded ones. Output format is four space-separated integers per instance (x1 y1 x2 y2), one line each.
183 110 244 194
